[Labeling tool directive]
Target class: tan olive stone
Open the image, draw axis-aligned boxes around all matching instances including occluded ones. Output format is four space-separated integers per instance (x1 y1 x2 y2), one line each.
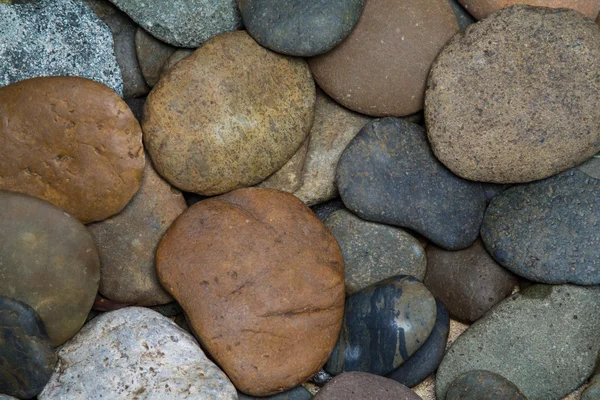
258 137 309 193
143 31 315 196
87 159 186 306
156 188 345 396
458 0 600 20
0 191 100 346
135 27 177 87
160 49 194 78
0 76 145 223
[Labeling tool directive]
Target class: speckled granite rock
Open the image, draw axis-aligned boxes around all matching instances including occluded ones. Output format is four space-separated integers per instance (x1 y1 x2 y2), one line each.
39 307 237 399
446 370 527 400
0 0 122 95
135 27 177 87
238 386 312 400
315 372 421 400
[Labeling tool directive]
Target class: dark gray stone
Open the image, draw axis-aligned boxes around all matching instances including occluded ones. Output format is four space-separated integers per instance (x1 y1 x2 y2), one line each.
448 0 475 30
310 369 332 386
310 198 345 221
238 386 312 399
135 27 177 87
239 0 364 57
125 96 145 122
337 117 486 250
446 370 527 400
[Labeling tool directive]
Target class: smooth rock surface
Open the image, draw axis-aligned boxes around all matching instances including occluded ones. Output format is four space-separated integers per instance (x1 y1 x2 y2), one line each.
0 0 122 95
326 275 436 376
143 31 315 196
436 284 600 400
0 192 100 346
161 48 194 76
239 0 364 57
258 138 310 193
314 372 421 400
0 297 56 399
426 5 600 183
481 159 600 285
457 0 600 20
449 0 476 30
39 307 237 399
446 370 527 400
238 386 312 400
156 188 345 396
337 118 486 250
0 76 145 223
87 159 186 306
135 27 177 87
108 0 242 47
308 0 458 117
325 209 427 294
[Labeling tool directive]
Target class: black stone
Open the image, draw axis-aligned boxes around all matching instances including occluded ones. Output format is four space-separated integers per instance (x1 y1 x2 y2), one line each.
446 370 527 400
238 386 312 399
239 0 364 57
182 191 208 207
310 369 333 386
310 198 345 221
337 118 486 250
125 96 146 123
387 300 450 387
448 0 476 30
0 296 56 399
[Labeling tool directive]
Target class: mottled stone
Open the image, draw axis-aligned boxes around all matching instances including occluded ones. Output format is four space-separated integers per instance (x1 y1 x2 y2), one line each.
156 188 345 396
143 31 315 196
446 370 527 400
0 192 100 346
582 373 600 400
481 159 600 285
0 76 145 223
426 5 600 183
337 118 486 250
239 0 364 57
387 300 450 388
325 209 427 294
314 372 421 400
457 0 600 19
308 0 458 117
238 386 312 400
87 159 186 306
108 0 242 47
449 0 475 30
0 0 122 95
135 27 177 87
39 307 237 399
311 198 345 221
0 297 56 399
258 138 310 193
310 370 333 386
436 284 600 400
294 90 371 206
424 239 518 323
161 48 194 75
326 275 436 376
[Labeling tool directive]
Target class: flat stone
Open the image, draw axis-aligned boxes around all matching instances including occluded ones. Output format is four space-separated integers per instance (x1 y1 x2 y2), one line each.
481 159 600 285
582 373 600 400
426 5 600 183
239 0 364 57
326 275 436 376
0 0 122 95
0 76 145 223
449 0 475 30
39 307 237 399
143 31 315 196
87 158 187 306
294 90 371 206
108 0 241 47
258 137 310 193
0 297 56 399
457 0 600 19
387 300 450 388
436 284 600 400
337 118 486 250
135 27 177 87
424 239 518 323
156 188 345 396
314 372 421 400
308 0 458 117
0 192 100 345
238 386 312 400
311 198 345 221
446 370 527 400
325 209 427 294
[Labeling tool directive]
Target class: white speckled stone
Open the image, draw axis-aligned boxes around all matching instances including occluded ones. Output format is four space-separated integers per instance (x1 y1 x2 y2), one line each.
39 307 237 400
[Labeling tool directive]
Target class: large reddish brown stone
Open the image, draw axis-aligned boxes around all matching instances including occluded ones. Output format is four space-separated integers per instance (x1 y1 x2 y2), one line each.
156 188 345 396
458 0 600 20
0 76 144 223
308 0 458 117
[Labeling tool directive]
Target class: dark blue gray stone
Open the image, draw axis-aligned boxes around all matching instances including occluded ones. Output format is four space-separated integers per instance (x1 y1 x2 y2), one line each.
387 300 449 387
238 386 312 399
446 370 527 400
325 275 436 376
481 158 600 285
336 117 486 250
310 198 345 221
448 0 475 30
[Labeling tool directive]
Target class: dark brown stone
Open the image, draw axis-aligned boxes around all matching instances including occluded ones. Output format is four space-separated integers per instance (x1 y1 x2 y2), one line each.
314 372 421 400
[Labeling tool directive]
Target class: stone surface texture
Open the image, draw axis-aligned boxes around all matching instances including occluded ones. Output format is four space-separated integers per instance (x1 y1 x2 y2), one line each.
445 370 527 400
135 27 177 87
457 0 600 20
314 372 421 400
258 137 310 193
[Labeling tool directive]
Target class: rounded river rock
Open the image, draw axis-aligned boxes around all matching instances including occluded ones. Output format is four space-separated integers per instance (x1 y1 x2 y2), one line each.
457 0 600 20
314 372 421 400
446 370 527 400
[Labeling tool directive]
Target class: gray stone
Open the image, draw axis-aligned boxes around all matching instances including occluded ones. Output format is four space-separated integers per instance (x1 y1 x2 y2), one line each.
135 27 177 87
446 370 527 400
325 209 427 294
161 48 194 77
311 198 345 222
0 0 123 95
238 386 312 400
448 0 475 30
108 0 242 47
436 284 600 400
39 307 237 400
582 373 600 400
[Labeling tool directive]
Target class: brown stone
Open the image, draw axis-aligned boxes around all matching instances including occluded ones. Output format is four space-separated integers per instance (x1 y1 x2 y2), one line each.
308 0 458 117
314 372 421 400
156 188 345 396
160 49 194 77
426 5 600 183
0 191 100 346
258 137 310 193
458 0 600 20
143 31 315 196
135 27 177 87
87 159 186 306
0 76 145 223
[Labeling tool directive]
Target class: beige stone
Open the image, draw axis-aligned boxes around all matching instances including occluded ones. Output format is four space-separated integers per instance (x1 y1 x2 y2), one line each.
458 0 600 20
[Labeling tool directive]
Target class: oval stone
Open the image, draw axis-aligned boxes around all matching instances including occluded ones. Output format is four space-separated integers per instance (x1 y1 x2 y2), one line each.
156 188 345 396
0 191 100 345
238 386 312 400
457 0 600 20
426 5 600 183
143 31 315 196
314 372 421 400
135 27 177 87
0 76 145 223
446 370 527 400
